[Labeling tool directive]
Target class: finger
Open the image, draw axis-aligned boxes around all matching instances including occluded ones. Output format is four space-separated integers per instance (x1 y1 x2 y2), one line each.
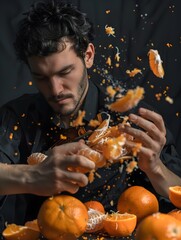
120 124 156 148
59 154 95 170
52 141 88 155
138 108 166 135
128 113 164 142
57 180 80 194
62 170 89 187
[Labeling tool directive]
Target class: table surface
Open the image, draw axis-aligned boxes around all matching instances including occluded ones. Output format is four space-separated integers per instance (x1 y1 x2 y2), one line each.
78 232 136 240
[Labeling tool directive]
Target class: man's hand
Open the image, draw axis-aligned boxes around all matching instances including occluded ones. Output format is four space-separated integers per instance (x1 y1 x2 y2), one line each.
27 141 95 196
119 107 166 173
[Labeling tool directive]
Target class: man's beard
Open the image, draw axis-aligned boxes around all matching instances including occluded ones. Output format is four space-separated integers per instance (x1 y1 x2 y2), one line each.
48 65 88 116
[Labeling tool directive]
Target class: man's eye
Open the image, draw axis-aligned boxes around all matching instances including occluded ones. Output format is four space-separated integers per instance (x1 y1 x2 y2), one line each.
60 70 71 75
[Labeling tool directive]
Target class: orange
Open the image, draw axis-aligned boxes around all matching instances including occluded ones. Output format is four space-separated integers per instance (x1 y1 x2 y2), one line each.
37 195 88 239
169 186 181 209
136 212 181 240
117 186 159 223
103 212 137 237
2 223 40 240
107 86 144 113
84 200 105 214
168 209 181 222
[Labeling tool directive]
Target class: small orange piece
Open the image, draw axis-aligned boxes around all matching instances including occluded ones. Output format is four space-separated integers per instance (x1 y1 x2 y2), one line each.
84 200 105 214
27 152 47 165
168 209 181 222
103 212 137 237
2 223 40 240
148 49 164 78
169 186 181 209
37 195 88 240
108 87 144 113
136 212 181 240
117 186 159 223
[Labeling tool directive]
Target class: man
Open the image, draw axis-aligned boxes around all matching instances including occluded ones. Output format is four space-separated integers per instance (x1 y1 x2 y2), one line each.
0 0 181 237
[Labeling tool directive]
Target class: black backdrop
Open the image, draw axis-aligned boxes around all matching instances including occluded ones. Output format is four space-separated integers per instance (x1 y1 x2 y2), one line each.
0 0 181 155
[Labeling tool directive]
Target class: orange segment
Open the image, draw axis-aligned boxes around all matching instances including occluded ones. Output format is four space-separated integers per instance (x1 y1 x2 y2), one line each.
103 212 137 237
101 135 126 160
148 49 164 78
27 152 47 165
169 186 181 209
2 224 40 240
108 87 144 113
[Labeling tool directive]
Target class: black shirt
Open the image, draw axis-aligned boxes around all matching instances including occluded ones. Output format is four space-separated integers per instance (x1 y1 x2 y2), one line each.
0 81 181 238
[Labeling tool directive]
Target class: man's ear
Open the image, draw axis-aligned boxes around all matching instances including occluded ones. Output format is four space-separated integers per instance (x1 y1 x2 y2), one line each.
84 43 95 68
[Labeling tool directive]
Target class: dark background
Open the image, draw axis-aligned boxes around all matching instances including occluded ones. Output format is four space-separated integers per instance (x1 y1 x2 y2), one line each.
0 0 181 155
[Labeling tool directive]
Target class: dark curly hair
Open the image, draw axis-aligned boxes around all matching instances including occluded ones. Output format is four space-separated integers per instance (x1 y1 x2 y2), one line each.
14 0 95 64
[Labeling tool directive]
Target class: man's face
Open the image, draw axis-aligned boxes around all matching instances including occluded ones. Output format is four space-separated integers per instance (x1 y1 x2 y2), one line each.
28 42 94 116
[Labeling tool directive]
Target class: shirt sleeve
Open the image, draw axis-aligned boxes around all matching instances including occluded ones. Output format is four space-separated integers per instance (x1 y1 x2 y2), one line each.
0 106 22 205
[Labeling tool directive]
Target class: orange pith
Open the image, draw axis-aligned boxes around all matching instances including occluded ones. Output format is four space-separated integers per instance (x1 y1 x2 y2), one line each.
103 212 137 237
86 208 106 233
169 186 181 209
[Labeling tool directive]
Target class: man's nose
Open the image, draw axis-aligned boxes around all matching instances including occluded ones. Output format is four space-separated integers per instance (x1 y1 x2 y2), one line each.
49 77 64 95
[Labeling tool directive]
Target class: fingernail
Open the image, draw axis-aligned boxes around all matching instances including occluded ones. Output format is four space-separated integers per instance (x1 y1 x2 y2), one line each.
139 108 146 114
129 114 137 121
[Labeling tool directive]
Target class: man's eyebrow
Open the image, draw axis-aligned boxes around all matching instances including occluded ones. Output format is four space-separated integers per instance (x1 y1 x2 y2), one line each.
31 64 74 76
